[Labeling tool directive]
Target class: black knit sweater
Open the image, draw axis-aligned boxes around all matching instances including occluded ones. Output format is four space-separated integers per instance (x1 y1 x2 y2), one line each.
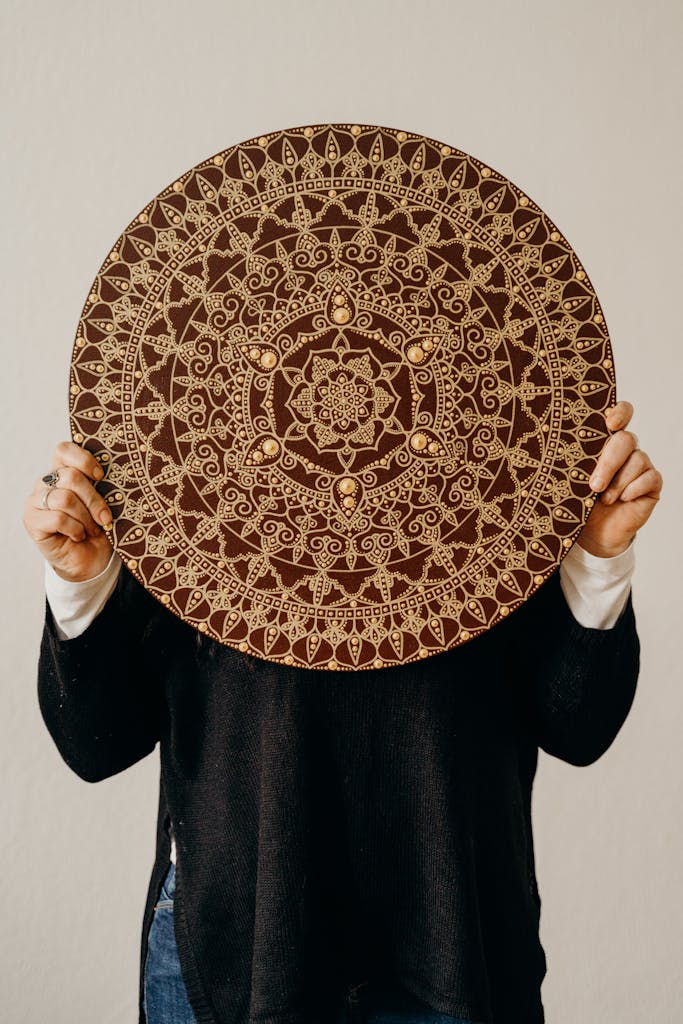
36 561 639 1024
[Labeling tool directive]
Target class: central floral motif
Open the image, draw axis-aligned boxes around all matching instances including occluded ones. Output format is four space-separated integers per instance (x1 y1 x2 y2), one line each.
287 343 401 455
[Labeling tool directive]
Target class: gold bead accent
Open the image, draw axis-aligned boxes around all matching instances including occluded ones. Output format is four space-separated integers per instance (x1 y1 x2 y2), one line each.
262 438 279 456
70 384 79 395
351 125 361 135
139 212 148 223
419 648 428 658
342 496 355 509
441 145 451 155
461 630 470 641
397 131 407 141
501 606 510 616
594 313 603 323
73 432 84 442
304 127 314 137
534 574 544 585
374 658 383 668
198 622 208 633
239 641 248 652
329 660 338 670
585 497 594 508
410 432 428 451
563 538 572 548
129 559 138 569
576 270 585 280
550 231 560 241
481 167 491 177
339 477 355 495
603 358 612 368
258 137 268 147
260 351 277 368
172 181 182 192
333 307 350 324
213 154 224 164
162 595 170 604
407 344 424 363
285 654 294 664
519 196 529 206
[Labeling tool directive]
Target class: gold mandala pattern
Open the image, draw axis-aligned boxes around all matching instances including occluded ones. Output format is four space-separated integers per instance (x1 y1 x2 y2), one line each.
69 123 615 670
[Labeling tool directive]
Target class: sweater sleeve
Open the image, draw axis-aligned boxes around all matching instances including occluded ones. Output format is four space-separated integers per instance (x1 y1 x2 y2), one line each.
36 561 171 783
508 565 640 767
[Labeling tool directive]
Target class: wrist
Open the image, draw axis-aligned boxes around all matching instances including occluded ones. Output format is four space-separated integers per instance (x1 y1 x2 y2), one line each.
576 534 635 559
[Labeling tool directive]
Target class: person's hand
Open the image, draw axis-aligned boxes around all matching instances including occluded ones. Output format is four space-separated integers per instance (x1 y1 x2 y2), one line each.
577 401 663 558
24 441 114 582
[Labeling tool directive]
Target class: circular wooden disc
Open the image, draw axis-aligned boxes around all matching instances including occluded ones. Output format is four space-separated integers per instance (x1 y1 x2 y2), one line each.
69 123 615 670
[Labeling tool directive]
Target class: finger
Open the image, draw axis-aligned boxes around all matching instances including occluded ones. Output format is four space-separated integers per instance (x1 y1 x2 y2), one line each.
589 429 639 492
618 467 663 504
35 464 112 530
601 449 652 504
52 440 104 482
605 401 634 433
28 507 87 544
33 482 103 537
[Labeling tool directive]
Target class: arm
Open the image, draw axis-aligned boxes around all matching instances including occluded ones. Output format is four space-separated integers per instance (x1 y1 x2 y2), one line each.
37 557 170 783
558 538 635 629
509 562 640 767
44 548 122 640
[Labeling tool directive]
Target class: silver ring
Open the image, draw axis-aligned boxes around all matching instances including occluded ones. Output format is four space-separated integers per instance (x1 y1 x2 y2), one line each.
41 468 60 509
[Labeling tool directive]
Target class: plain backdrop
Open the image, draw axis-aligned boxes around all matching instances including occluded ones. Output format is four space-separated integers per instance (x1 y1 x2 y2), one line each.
2 0 682 1021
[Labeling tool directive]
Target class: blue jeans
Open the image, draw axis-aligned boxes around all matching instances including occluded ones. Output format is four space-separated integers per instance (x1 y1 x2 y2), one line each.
144 860 198 1024
144 860 476 1024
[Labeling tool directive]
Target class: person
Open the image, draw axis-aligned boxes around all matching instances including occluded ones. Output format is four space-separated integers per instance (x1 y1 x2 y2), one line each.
23 400 662 1024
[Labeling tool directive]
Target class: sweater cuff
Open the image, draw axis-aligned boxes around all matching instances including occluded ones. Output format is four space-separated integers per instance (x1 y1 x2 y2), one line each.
44 550 123 641
559 538 635 630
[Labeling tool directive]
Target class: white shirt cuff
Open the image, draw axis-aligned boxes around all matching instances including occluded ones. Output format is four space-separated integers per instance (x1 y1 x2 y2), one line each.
559 539 635 630
44 549 123 641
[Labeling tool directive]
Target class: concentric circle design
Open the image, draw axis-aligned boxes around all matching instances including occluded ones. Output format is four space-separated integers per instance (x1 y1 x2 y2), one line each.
69 123 615 670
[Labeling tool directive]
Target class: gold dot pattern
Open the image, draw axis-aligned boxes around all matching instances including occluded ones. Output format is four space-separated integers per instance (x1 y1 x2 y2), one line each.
69 123 615 670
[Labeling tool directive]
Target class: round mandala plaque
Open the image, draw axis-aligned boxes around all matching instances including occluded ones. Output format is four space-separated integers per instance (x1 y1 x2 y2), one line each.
69 123 615 670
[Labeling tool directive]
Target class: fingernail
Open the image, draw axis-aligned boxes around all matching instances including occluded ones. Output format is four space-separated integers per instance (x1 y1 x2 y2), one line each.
94 465 104 479
100 508 112 525
590 476 605 491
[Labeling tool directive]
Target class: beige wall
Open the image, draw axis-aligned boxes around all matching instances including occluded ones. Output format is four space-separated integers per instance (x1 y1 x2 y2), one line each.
2 0 681 1019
